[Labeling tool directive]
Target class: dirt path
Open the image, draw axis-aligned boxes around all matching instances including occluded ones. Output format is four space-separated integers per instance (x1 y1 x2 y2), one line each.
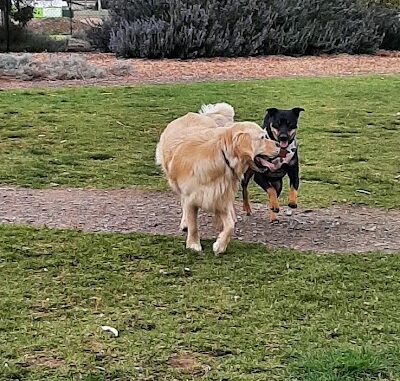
1 187 399 253
1 52 400 90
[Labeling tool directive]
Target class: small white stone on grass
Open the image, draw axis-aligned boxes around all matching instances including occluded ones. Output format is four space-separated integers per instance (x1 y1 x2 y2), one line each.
101 325 119 337
356 189 371 195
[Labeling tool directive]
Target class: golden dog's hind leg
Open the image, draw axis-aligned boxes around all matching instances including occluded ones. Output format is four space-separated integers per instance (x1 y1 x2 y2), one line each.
213 214 223 231
213 211 235 255
185 204 202 252
266 187 280 223
179 197 188 232
214 206 236 230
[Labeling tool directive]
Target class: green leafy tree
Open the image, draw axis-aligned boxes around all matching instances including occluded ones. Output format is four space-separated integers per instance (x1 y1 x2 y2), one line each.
0 0 33 26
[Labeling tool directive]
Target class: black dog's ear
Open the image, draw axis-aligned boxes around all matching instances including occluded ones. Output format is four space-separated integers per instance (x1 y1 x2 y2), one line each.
291 107 305 117
266 107 278 116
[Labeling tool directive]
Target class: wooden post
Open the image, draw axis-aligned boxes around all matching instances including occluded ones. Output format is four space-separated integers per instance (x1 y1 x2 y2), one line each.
68 0 72 35
5 0 10 52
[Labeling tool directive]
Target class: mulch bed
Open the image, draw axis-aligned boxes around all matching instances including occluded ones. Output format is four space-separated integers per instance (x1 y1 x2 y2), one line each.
1 51 400 90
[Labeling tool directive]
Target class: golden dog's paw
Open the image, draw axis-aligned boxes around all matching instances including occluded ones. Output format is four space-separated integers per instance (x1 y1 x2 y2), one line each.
213 240 227 256
186 242 202 252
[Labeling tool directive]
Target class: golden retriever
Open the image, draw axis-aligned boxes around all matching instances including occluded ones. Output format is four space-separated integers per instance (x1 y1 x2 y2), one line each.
156 103 279 255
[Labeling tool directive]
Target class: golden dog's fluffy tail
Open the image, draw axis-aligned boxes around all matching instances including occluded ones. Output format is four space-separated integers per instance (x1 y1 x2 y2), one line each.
155 142 163 166
156 102 235 167
199 102 235 126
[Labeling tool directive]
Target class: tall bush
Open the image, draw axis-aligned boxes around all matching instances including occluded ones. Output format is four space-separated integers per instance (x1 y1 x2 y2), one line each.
89 0 400 58
368 0 400 8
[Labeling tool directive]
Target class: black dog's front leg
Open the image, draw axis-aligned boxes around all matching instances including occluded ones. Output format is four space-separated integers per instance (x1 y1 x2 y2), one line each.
241 169 254 215
253 173 281 223
287 155 300 209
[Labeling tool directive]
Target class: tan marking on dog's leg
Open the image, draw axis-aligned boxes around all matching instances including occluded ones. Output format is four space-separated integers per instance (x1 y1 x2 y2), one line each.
242 186 252 215
213 211 235 255
267 187 280 223
288 187 298 209
267 187 280 211
269 210 278 223
185 204 202 252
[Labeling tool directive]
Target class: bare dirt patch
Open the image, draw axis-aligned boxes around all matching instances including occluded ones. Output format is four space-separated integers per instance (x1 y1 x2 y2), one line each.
168 352 212 375
168 353 202 371
0 51 399 90
0 187 399 253
23 354 65 369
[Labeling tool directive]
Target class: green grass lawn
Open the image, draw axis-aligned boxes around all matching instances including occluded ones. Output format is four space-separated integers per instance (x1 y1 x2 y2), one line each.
0 75 399 208
1 77 400 380
0 225 399 381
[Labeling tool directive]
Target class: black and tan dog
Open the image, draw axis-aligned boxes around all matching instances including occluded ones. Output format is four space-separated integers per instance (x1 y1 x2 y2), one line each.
241 107 304 223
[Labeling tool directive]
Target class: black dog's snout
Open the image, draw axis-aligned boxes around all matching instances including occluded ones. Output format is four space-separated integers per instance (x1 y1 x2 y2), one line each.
279 134 288 141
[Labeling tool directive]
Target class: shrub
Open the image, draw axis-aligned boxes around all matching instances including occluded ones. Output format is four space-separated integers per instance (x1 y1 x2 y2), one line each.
86 20 113 52
368 0 400 8
0 24 67 52
373 4 400 50
91 0 400 58
0 53 131 80
381 24 400 50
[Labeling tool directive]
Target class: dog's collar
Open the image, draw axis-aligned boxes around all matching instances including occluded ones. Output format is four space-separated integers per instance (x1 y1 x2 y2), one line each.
221 150 236 176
